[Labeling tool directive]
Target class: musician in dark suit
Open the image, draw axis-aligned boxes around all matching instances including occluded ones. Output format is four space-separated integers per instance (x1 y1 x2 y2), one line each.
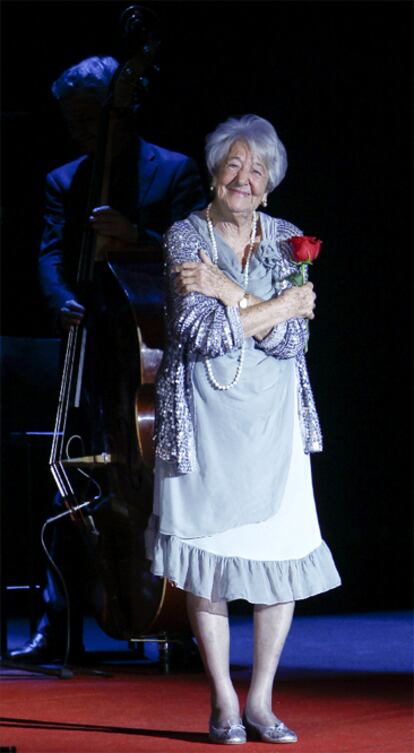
38 55 206 333
9 55 206 663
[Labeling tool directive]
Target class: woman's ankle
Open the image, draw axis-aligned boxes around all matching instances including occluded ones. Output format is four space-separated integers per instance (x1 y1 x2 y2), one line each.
211 691 240 725
244 698 278 726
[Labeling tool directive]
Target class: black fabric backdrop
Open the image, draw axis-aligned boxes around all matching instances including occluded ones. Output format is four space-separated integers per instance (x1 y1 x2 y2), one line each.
1 0 412 615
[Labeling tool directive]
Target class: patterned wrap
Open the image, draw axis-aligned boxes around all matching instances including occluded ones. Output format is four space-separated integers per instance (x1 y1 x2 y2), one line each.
154 212 323 473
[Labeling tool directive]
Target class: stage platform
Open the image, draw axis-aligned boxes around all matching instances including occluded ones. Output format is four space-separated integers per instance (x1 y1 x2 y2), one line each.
1 611 412 753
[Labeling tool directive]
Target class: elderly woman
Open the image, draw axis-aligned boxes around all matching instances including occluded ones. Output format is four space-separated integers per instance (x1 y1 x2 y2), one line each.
146 114 341 745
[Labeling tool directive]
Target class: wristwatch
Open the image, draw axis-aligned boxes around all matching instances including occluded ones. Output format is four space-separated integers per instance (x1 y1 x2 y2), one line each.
238 294 249 309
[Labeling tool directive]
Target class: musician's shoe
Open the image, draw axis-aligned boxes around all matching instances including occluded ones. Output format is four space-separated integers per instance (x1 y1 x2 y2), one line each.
8 631 85 665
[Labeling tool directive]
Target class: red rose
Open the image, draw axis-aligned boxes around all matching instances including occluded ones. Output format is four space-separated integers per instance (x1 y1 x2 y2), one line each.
289 236 322 263
288 235 322 355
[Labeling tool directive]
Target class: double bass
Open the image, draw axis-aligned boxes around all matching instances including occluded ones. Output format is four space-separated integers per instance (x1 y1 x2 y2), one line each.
49 5 188 647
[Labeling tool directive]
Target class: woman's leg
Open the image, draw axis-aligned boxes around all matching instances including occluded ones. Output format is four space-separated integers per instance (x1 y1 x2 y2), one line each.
245 601 295 725
186 592 240 725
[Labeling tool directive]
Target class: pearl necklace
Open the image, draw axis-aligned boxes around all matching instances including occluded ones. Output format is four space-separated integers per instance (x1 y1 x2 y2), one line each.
205 203 257 391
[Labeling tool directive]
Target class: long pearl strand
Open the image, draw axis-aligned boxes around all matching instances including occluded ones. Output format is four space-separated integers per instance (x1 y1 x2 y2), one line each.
205 203 257 391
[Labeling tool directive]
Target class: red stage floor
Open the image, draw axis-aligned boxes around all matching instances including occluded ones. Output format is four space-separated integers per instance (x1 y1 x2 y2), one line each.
1 612 412 753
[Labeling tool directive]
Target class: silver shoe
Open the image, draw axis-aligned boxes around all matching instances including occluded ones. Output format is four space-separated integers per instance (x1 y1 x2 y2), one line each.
209 718 247 745
243 713 298 744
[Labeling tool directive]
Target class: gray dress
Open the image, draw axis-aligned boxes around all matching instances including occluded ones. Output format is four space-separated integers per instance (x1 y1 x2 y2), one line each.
146 213 341 604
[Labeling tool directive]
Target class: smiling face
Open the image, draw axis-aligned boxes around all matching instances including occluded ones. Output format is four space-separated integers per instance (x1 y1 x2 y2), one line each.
213 140 269 218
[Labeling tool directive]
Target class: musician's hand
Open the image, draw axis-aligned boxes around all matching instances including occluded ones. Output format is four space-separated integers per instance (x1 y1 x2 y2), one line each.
89 205 138 244
59 299 86 331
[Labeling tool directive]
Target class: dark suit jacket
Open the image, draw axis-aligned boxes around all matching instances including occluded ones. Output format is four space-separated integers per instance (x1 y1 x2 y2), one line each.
38 136 207 321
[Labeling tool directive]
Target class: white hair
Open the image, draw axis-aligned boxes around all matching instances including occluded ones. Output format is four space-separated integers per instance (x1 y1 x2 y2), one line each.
205 114 288 192
51 56 119 102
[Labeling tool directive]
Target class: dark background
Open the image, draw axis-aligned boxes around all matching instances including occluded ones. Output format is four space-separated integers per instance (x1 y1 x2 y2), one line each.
1 0 412 618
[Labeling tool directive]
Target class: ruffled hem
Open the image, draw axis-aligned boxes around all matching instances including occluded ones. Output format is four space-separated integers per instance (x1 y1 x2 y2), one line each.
145 531 341 605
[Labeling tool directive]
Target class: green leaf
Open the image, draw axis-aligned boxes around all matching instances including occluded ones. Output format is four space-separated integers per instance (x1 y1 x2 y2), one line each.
288 273 304 286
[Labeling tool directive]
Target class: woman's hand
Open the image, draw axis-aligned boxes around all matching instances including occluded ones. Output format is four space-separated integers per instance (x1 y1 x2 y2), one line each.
89 205 138 243
172 250 244 306
240 283 316 340
280 283 316 320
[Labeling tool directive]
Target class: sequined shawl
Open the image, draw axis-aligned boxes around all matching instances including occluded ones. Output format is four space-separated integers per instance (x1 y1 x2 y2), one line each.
154 212 323 473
